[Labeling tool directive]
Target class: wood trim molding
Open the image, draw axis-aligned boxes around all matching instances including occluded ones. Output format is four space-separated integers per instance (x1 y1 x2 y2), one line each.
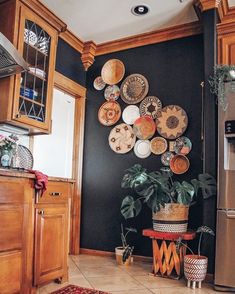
54 71 86 97
195 0 222 12
96 21 202 56
59 29 84 53
20 0 67 32
81 41 97 71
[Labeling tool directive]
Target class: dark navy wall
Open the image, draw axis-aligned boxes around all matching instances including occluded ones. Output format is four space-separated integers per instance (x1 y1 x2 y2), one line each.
56 38 86 87
81 35 205 257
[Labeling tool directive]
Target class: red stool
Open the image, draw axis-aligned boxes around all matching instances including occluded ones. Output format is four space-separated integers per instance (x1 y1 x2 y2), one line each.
143 229 196 279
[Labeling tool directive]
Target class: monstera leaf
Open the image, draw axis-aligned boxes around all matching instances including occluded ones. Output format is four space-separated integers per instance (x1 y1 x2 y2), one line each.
121 196 142 219
198 173 217 199
121 164 148 189
174 181 195 205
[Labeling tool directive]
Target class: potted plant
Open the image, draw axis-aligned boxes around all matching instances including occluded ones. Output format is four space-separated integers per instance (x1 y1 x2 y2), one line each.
0 134 18 167
121 164 216 233
176 226 215 289
209 64 235 111
115 224 136 266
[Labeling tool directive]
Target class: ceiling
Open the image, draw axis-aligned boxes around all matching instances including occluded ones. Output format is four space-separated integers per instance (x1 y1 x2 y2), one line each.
41 0 198 44
229 0 235 6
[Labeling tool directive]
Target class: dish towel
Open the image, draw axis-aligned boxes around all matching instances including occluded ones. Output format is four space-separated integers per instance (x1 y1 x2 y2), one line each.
27 170 48 196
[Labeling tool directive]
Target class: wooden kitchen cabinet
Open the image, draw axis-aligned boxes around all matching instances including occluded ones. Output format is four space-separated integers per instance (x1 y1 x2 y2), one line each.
0 0 66 134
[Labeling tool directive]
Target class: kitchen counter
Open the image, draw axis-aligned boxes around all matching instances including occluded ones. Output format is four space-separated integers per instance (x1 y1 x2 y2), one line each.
0 168 75 183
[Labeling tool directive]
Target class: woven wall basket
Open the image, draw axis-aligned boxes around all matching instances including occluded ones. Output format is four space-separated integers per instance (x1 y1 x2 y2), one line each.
184 255 208 282
152 203 189 233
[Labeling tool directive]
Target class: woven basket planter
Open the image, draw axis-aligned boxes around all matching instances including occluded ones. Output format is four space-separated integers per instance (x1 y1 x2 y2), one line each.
184 255 208 285
152 203 189 233
115 247 131 266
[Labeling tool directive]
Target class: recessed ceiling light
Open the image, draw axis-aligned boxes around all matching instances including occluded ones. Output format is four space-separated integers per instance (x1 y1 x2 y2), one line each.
131 5 150 16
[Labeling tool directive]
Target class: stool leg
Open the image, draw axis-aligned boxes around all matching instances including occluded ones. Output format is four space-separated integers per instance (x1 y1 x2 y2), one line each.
187 280 191 288
197 281 201 288
192 281 196 289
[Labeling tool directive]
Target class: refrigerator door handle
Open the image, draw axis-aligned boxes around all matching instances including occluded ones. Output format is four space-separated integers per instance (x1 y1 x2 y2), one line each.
226 211 235 218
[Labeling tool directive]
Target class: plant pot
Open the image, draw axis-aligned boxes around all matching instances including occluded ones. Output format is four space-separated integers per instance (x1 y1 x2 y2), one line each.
115 247 132 266
152 203 189 233
184 255 208 288
0 149 12 167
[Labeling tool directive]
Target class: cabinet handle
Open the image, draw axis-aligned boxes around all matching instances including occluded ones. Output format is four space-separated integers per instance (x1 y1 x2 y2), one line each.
38 210 44 215
15 113 21 118
49 192 62 196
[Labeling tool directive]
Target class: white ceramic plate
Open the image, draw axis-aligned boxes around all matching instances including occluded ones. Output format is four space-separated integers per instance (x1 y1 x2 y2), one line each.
122 105 140 125
134 140 151 158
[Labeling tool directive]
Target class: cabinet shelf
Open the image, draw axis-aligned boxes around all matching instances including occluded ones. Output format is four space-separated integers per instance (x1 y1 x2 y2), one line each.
27 70 47 82
19 95 45 107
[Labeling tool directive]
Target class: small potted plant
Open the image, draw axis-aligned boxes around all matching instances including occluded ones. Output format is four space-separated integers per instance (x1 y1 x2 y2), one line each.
115 224 136 266
121 164 216 233
0 134 18 167
176 226 215 289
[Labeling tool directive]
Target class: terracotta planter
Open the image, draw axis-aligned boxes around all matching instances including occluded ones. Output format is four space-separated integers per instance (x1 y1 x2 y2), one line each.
184 255 208 289
152 203 189 233
115 247 132 266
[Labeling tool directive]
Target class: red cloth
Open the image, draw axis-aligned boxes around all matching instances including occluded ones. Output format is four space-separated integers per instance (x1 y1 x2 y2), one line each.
27 170 48 196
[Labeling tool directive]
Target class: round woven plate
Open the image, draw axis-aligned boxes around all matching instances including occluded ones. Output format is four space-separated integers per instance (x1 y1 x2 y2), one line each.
108 123 136 154
122 105 140 125
101 59 125 85
170 154 190 174
93 76 106 90
173 136 192 155
150 137 168 155
133 116 156 140
120 74 149 104
140 96 162 119
104 85 120 101
134 140 151 158
98 101 121 126
156 105 188 139
161 151 174 166
16 145 34 169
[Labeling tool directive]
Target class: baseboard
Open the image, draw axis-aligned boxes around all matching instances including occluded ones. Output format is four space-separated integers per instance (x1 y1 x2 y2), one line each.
80 248 152 262
205 273 214 283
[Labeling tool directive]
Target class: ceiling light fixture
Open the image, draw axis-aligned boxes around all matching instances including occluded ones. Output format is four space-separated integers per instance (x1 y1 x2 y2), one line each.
131 5 149 16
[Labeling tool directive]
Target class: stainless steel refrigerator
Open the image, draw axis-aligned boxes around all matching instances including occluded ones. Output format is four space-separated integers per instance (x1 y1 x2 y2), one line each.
215 84 235 291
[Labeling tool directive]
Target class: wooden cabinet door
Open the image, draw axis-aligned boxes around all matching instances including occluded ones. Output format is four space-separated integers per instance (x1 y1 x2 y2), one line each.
34 205 68 286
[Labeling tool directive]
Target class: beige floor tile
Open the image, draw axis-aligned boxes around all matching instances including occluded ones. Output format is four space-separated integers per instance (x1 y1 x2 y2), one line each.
68 275 93 288
86 275 145 292
110 290 154 294
36 287 48 294
150 283 217 294
79 264 126 278
43 282 70 292
121 261 152 276
72 255 116 268
135 275 185 289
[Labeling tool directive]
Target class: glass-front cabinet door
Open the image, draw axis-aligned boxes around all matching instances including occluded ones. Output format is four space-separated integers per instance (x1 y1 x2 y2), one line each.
13 6 57 133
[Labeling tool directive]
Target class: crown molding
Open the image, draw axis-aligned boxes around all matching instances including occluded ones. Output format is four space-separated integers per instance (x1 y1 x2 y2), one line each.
217 0 235 24
60 29 84 53
81 41 97 71
195 0 222 11
95 21 202 56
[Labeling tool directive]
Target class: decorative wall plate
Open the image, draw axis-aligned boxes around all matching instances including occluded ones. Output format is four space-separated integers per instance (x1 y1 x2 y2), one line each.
93 76 106 90
101 59 125 85
174 136 192 155
120 74 149 104
104 85 120 101
170 154 190 174
134 140 151 158
98 101 121 126
122 105 140 125
133 116 156 140
15 145 34 169
140 96 162 119
161 151 174 166
156 105 188 139
150 137 168 155
108 123 136 154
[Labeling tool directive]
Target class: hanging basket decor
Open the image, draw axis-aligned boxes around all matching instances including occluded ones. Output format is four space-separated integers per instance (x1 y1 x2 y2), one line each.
209 65 235 111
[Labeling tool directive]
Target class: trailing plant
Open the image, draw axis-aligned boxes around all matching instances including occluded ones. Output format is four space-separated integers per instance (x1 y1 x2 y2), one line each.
121 164 216 219
176 226 215 256
120 224 136 263
209 65 235 111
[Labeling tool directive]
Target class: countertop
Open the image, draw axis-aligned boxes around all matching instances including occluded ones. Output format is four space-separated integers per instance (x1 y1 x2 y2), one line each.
0 168 76 183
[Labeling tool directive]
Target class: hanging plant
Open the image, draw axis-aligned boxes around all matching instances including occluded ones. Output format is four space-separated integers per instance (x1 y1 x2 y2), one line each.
209 65 235 111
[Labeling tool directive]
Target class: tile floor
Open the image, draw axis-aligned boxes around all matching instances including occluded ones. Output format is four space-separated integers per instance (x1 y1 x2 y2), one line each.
37 254 218 294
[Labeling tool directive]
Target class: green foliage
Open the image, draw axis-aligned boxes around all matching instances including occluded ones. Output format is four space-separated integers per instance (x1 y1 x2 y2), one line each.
121 164 217 220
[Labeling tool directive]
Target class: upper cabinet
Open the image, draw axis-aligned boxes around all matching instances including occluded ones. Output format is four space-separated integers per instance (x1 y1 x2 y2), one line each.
0 0 66 134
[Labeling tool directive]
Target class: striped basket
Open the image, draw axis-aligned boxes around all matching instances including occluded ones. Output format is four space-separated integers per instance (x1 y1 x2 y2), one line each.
152 203 189 233
184 255 208 282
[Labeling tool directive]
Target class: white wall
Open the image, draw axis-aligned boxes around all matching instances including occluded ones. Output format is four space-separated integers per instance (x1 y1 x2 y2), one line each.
33 88 75 178
0 130 30 148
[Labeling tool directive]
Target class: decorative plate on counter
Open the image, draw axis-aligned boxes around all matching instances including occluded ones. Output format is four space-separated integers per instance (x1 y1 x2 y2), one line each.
161 151 175 166
140 96 162 119
93 76 106 90
104 85 120 101
156 105 188 139
120 74 149 104
150 137 168 155
108 123 136 154
13 145 34 169
174 136 192 155
101 59 125 85
122 105 140 125
133 116 156 140
170 154 190 174
98 101 121 126
134 140 151 158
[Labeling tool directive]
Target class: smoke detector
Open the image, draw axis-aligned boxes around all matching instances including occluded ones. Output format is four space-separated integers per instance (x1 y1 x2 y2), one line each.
131 5 150 16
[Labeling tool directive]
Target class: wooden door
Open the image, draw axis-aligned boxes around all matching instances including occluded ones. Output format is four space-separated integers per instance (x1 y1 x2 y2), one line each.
34 205 68 286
